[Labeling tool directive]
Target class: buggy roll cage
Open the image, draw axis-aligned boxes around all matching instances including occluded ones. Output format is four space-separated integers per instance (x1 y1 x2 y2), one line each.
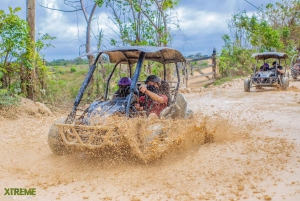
252 52 289 76
67 46 186 122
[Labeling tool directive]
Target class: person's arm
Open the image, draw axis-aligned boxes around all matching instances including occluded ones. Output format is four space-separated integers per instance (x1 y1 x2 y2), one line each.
277 66 284 74
145 90 165 103
139 86 165 103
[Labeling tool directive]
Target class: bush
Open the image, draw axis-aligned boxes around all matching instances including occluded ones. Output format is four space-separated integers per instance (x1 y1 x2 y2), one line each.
218 48 255 77
70 66 76 73
0 89 20 107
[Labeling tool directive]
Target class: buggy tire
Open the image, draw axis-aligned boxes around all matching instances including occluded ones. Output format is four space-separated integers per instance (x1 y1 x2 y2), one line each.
48 118 71 155
244 78 250 92
286 71 289 78
282 77 289 91
291 66 298 80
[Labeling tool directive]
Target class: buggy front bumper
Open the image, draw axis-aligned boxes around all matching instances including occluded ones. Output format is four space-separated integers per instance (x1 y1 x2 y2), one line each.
55 123 122 149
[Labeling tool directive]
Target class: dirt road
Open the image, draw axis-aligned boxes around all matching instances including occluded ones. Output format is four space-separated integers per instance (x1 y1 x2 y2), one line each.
1 79 300 201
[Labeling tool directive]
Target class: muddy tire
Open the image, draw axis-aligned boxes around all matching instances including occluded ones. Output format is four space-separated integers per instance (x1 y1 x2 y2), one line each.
286 71 289 78
244 78 250 92
291 66 298 80
282 77 289 91
48 118 71 155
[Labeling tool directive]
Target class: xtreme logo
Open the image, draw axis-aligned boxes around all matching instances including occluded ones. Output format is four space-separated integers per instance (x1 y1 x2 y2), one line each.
4 188 36 196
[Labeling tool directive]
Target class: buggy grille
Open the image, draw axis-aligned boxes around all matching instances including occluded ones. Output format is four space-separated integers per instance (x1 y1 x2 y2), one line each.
55 123 122 148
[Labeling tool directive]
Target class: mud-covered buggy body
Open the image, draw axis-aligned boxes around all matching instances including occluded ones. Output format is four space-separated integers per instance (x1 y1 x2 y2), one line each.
48 46 191 157
290 54 300 80
244 52 289 92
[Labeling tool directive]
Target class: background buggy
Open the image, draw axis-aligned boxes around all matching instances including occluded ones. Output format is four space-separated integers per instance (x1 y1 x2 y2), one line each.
290 54 300 80
244 52 289 92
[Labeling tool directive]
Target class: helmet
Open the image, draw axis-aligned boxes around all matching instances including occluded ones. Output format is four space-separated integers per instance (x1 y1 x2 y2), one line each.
263 63 269 68
145 75 161 86
118 77 132 86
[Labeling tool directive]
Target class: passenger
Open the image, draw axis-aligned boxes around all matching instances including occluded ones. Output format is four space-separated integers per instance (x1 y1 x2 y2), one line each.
259 63 270 71
135 75 168 118
270 61 284 75
112 77 132 99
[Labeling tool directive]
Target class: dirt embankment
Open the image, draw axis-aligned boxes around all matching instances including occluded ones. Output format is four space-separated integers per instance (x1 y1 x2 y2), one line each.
1 79 300 201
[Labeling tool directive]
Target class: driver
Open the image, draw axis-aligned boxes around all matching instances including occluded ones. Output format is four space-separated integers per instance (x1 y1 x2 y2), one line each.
135 75 168 118
270 61 284 75
112 77 132 99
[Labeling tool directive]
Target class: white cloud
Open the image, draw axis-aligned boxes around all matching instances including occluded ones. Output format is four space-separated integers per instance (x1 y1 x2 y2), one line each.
177 7 229 36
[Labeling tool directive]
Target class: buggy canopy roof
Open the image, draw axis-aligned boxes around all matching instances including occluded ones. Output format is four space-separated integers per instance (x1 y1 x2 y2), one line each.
252 52 289 60
84 46 186 64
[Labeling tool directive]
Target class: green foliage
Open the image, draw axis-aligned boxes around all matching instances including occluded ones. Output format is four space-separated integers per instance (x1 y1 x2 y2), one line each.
227 11 283 51
200 61 208 67
0 7 31 67
94 0 104 7
105 0 180 46
213 76 242 86
219 43 255 76
70 66 76 73
219 2 299 77
265 0 300 49
0 7 55 101
36 33 56 55
46 58 89 66
0 89 20 106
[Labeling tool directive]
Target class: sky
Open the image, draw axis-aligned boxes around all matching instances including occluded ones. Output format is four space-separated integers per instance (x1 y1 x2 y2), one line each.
1 0 275 61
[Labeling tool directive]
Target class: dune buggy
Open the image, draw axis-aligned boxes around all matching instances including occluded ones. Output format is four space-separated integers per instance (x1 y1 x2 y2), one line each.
244 52 289 92
290 54 300 80
48 46 191 159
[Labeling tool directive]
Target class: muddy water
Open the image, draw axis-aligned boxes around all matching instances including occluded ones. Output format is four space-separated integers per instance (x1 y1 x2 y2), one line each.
0 79 300 201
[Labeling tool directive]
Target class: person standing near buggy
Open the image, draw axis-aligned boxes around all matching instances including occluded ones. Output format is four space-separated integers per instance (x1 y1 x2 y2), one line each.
135 75 168 118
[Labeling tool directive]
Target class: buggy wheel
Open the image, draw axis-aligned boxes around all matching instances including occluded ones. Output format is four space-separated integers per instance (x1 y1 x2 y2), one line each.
244 78 250 92
282 77 289 91
48 118 71 155
286 71 289 78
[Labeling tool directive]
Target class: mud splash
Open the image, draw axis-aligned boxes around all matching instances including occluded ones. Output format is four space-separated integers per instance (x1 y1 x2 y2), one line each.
83 113 250 164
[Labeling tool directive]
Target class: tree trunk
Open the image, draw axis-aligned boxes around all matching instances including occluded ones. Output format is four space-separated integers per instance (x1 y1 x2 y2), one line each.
20 63 27 95
26 0 36 101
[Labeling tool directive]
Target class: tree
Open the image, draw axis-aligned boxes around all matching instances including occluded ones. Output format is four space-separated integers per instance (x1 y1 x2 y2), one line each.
218 11 283 76
40 0 103 65
0 7 55 102
105 0 180 46
0 7 32 90
265 0 300 50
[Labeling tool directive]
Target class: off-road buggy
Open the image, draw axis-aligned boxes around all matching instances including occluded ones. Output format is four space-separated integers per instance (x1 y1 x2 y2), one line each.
48 46 191 159
244 52 289 92
290 54 300 80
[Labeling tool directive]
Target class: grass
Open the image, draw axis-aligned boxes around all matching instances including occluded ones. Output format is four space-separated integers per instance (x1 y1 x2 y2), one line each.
213 76 243 86
44 64 124 110
203 76 243 88
45 65 89 109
